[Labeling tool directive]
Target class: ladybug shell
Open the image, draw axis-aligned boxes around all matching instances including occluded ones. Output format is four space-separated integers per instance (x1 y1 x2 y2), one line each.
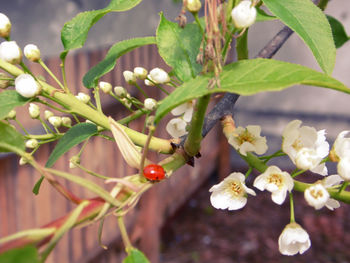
143 164 166 181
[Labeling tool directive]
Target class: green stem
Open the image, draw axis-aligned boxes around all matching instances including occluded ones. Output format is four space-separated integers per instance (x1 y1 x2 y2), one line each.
140 125 156 174
109 92 133 112
38 59 66 92
60 59 70 93
236 29 249 60
119 109 150 125
36 98 70 114
291 169 306 178
193 12 206 40
338 181 349 194
93 87 103 113
14 118 29 135
117 216 134 253
73 162 111 180
134 82 148 98
289 192 295 223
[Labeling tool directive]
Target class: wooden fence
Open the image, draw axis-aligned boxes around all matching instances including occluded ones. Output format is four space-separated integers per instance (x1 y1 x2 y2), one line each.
0 45 226 262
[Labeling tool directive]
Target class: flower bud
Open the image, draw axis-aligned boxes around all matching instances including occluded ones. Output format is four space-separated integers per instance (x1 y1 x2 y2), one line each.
123 70 136 84
28 103 40 119
48 116 62 128
144 98 157 111
134 67 148 80
149 68 170 84
0 72 10 89
231 0 257 29
15 74 40 98
99 81 112 94
75 92 90 104
144 76 155 86
62 116 72 127
6 109 16 119
44 110 54 120
25 139 39 149
114 86 126 97
69 155 80 169
186 0 202 13
121 98 132 108
0 13 11 38
19 157 28 165
0 41 22 64
24 44 41 62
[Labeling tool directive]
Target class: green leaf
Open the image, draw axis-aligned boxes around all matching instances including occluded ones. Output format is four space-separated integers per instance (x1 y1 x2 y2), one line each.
156 13 202 81
45 123 97 168
123 249 150 263
0 245 39 263
154 58 349 123
256 8 276 22
327 15 349 49
32 176 45 195
83 37 156 88
263 0 336 75
0 90 30 120
0 122 25 153
61 0 142 52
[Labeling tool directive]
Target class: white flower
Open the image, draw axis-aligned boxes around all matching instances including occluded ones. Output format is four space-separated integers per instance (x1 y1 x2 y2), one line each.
186 0 202 13
144 98 157 111
228 125 268 156
144 75 155 86
338 157 350 180
25 139 39 149
209 172 256 210
278 222 311 256
114 86 126 97
15 74 40 98
0 41 22 64
253 166 294 205
134 67 148 80
0 13 11 38
332 131 350 180
28 103 40 119
44 110 54 120
48 116 62 128
99 81 112 94
166 118 188 138
24 44 41 62
149 68 170 84
123 70 136 84
282 120 329 175
75 92 90 104
231 0 257 29
171 101 194 122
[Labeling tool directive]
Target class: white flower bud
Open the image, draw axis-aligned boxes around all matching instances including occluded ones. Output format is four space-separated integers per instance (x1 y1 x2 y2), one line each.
99 81 112 94
144 76 155 86
121 98 132 108
24 44 41 62
144 98 157 111
15 74 40 98
6 109 16 119
62 117 72 127
0 72 10 89
69 156 80 169
134 67 148 80
28 103 40 119
75 92 90 104
0 13 11 38
123 70 136 84
19 157 28 165
278 223 311 256
186 0 202 13
48 116 62 128
149 68 170 84
0 41 22 64
44 110 54 120
114 86 126 97
231 0 257 29
25 139 39 149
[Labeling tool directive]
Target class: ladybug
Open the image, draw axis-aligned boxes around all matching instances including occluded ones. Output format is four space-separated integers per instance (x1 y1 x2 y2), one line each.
143 164 166 182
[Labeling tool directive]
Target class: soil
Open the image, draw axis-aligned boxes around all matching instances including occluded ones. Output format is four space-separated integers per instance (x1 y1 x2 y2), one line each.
160 176 350 263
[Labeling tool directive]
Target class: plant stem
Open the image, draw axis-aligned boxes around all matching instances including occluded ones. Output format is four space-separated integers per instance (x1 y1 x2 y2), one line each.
117 216 134 253
140 125 156 174
289 192 295 223
38 59 66 92
93 87 103 113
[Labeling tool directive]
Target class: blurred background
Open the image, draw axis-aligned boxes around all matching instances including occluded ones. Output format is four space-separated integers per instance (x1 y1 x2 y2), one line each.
1 0 350 262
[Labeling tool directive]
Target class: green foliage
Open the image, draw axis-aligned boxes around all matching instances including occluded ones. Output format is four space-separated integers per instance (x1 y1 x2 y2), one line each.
0 90 30 120
123 249 150 263
45 123 97 168
327 15 349 48
0 122 25 153
156 13 202 81
155 58 348 123
83 37 156 88
263 0 336 75
32 176 45 195
0 245 39 263
256 8 276 22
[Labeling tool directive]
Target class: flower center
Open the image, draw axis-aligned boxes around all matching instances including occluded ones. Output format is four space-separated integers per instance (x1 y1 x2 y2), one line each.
292 138 303 151
310 188 324 199
237 130 255 145
267 173 283 188
227 181 244 197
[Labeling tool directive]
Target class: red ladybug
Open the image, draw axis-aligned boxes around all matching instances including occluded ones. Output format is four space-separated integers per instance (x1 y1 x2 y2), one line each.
143 164 166 182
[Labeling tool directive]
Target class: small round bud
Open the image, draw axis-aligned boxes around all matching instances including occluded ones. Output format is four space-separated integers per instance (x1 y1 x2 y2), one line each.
75 92 90 104
99 81 112 94
48 116 62 128
62 117 72 127
6 109 16 119
144 76 155 86
25 139 39 149
44 110 54 120
69 155 80 169
231 0 257 29
134 67 148 80
28 103 40 119
144 98 157 111
19 157 28 165
114 86 126 97
149 68 170 84
0 41 22 64
123 70 136 84
186 0 202 13
0 72 11 89
0 13 11 38
121 98 132 108
24 44 41 62
15 74 40 98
